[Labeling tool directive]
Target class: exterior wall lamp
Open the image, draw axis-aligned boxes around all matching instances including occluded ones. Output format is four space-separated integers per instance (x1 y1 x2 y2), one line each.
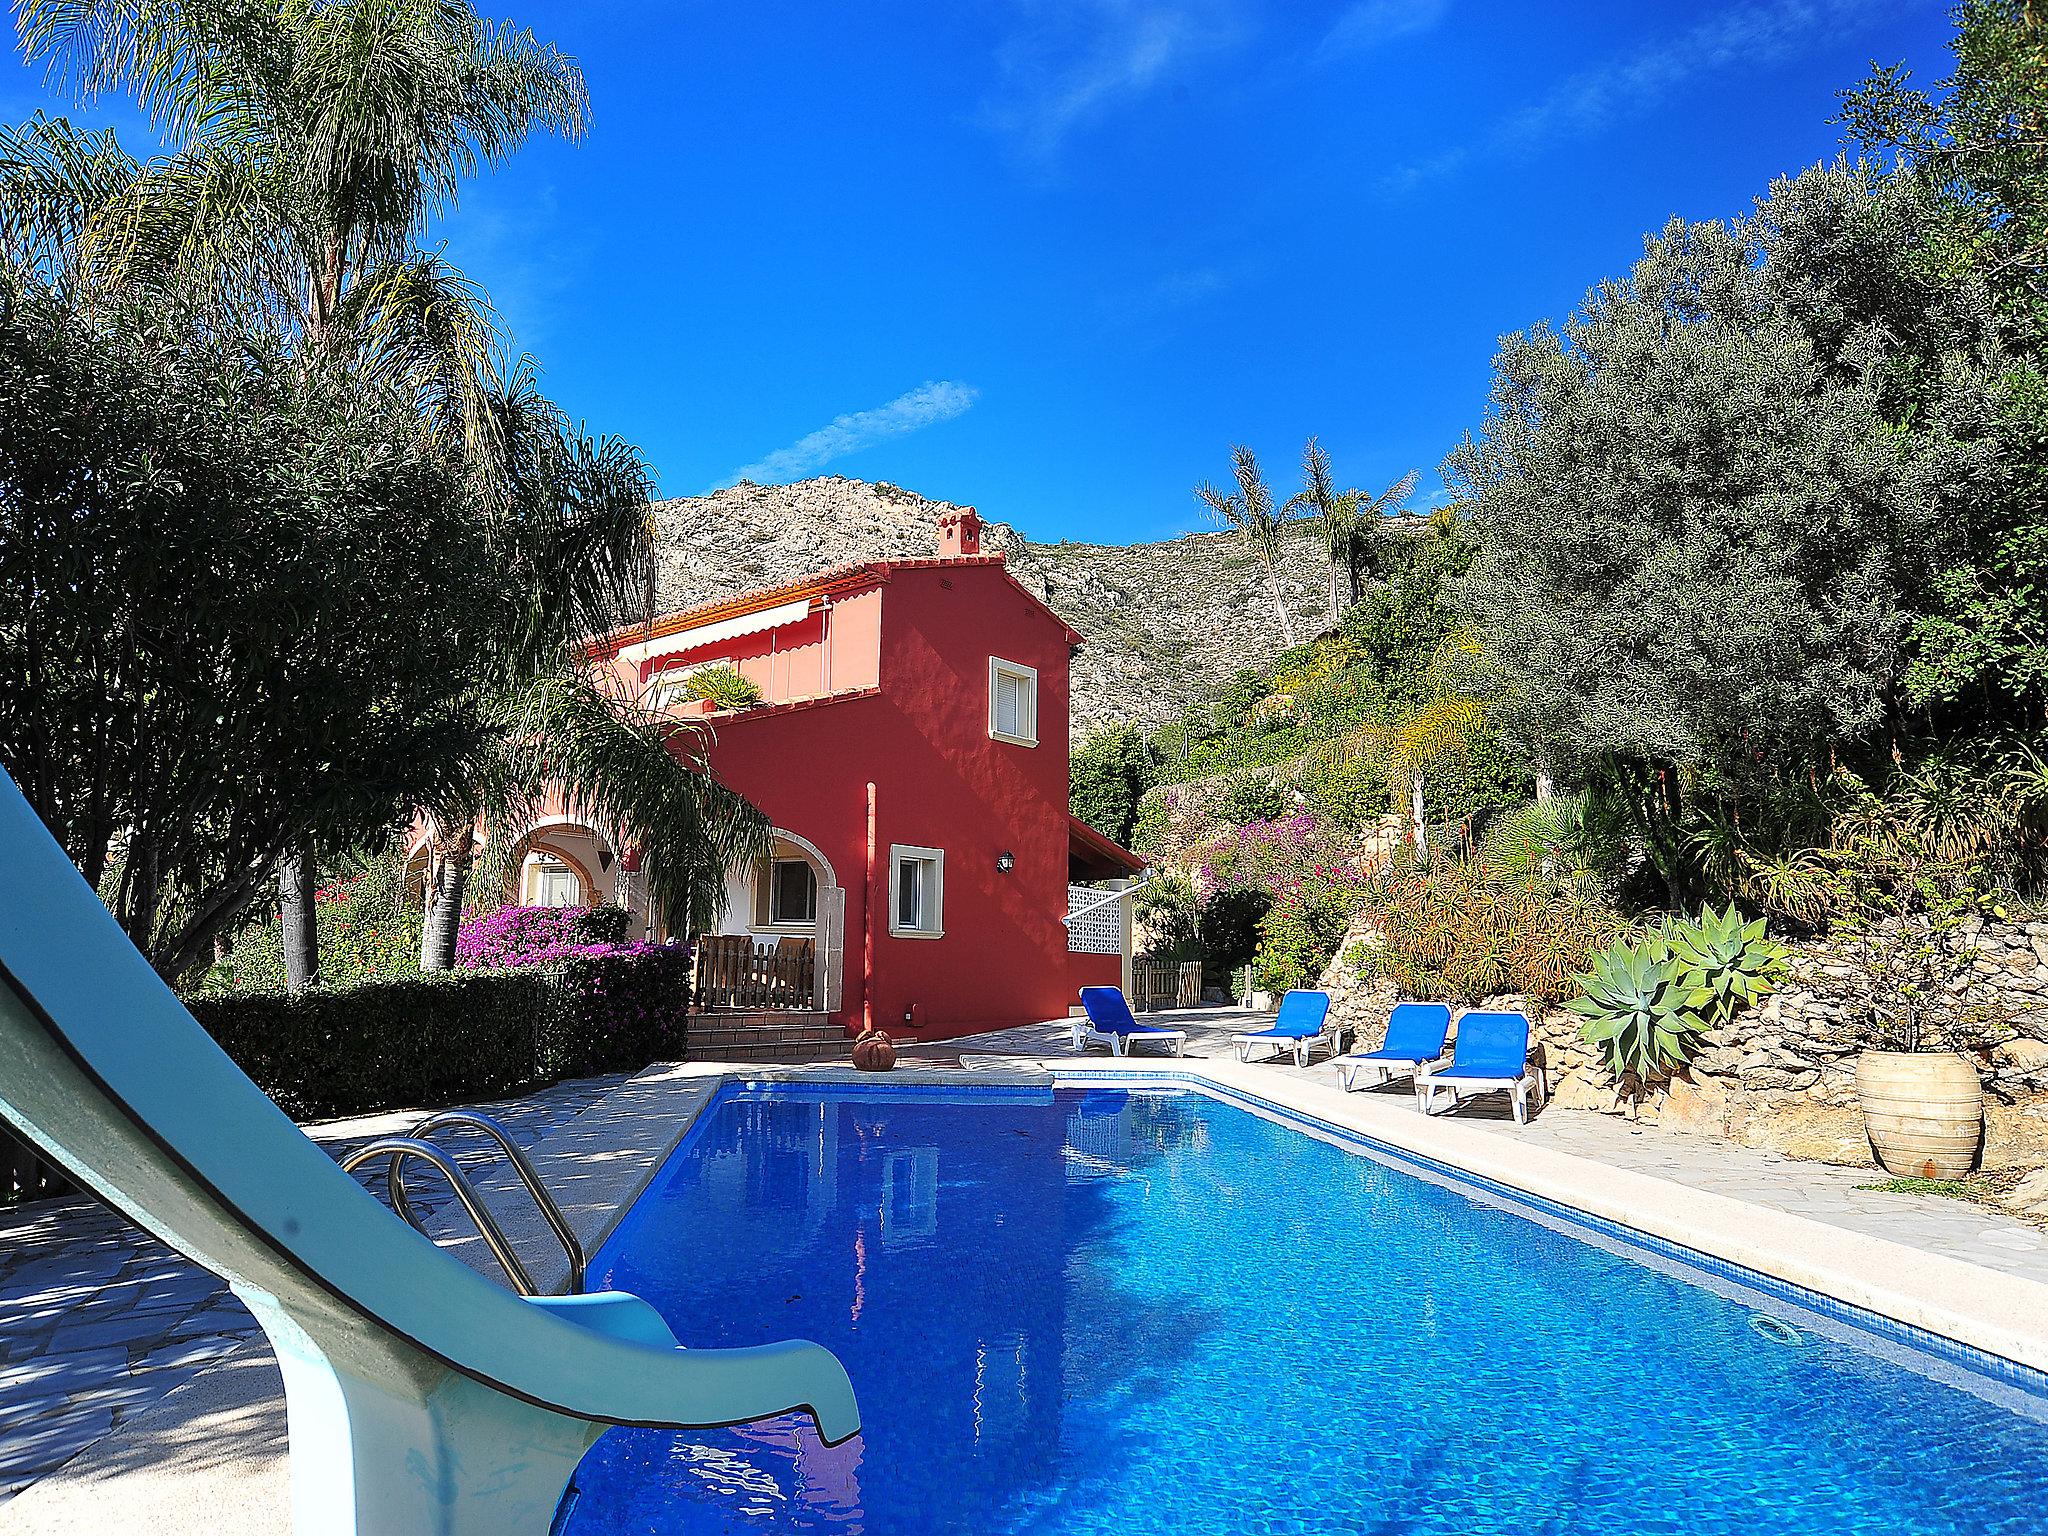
996 850 1015 874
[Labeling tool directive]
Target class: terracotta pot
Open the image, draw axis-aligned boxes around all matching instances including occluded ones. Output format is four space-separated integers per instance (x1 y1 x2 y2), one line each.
1855 1050 1984 1180
851 1030 897 1072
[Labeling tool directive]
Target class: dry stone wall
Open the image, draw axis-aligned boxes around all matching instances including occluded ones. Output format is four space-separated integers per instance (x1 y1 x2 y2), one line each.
1318 917 2048 1120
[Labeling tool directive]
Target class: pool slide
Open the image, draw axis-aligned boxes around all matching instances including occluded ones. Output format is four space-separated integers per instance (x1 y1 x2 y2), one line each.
0 768 859 1536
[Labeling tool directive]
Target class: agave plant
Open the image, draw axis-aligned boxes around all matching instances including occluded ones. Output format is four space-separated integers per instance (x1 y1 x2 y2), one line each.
1663 904 1786 1026
1567 931 1708 1085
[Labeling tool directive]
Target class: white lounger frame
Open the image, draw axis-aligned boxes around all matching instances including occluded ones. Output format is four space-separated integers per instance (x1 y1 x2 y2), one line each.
1232 1022 1344 1068
1415 1063 1548 1124
1074 1020 1186 1056
1334 1052 1441 1092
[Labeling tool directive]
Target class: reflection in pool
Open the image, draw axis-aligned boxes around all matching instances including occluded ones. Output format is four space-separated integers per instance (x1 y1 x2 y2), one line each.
558 1083 2048 1536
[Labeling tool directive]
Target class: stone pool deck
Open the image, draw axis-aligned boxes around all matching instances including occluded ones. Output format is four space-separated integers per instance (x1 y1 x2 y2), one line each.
5 1005 2048 1531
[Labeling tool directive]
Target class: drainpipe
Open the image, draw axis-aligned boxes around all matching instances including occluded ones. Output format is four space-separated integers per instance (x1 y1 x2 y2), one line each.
863 782 877 1036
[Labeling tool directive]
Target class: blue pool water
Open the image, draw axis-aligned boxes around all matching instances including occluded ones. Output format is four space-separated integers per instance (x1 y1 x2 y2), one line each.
559 1084 2048 1536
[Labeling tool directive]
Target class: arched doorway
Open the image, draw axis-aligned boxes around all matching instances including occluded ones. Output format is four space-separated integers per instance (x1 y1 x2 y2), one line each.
505 817 617 915
709 830 844 1013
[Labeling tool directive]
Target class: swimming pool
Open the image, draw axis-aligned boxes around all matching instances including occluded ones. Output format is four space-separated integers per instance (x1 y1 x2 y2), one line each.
557 1081 2048 1535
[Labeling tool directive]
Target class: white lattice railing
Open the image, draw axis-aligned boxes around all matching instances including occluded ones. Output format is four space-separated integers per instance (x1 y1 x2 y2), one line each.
1067 883 1125 955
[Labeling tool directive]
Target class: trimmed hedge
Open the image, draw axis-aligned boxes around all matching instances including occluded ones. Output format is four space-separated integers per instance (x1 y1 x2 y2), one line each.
541 945 694 1082
191 945 694 1121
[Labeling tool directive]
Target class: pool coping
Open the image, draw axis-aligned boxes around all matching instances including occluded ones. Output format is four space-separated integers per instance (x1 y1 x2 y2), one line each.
592 1056 2048 1387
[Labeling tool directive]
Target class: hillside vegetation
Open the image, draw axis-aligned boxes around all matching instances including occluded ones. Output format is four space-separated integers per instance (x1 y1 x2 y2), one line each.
1072 7 2048 1043
648 477 1332 739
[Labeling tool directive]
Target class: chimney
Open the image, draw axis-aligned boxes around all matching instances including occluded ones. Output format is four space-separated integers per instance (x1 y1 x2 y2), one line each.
937 507 981 558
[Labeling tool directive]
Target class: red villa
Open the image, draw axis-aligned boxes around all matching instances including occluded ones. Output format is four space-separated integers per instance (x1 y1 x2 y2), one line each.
561 507 1142 1043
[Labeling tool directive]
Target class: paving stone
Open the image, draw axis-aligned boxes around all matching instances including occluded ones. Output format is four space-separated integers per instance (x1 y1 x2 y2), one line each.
0 1074 620 1504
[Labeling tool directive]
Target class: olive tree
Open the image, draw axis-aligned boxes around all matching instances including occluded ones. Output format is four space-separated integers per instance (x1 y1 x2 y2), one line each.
1447 182 1981 900
0 273 488 976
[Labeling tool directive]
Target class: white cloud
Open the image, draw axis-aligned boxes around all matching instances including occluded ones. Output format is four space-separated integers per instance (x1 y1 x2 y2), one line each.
1110 263 1233 321
710 381 980 490
1318 0 1450 60
981 0 1239 169
1382 0 1887 192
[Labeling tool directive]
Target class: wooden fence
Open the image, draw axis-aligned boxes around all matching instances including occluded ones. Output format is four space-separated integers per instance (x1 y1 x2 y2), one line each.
1131 959 1202 1012
693 935 816 1012
1 1123 71 1209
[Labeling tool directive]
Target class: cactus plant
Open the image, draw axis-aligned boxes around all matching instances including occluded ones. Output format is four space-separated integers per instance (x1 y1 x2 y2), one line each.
1567 931 1707 1084
1569 905 1786 1086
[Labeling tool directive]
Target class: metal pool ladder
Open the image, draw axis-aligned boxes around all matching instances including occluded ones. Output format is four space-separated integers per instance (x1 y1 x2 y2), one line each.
340 1110 586 1297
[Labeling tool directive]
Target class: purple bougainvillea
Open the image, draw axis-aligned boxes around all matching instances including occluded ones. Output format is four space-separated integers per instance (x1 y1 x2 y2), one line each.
1199 813 1364 901
456 905 695 1075
455 905 632 968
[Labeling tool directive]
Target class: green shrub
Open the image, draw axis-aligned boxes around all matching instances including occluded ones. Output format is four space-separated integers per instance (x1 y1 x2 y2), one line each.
543 945 695 1080
683 664 762 710
1129 794 1172 853
571 903 631 947
197 854 420 994
1568 905 1786 1084
191 946 693 1120
192 970 553 1120
1253 870 1365 992
1071 722 1155 847
1198 888 1269 992
1220 771 1293 824
1299 750 1388 832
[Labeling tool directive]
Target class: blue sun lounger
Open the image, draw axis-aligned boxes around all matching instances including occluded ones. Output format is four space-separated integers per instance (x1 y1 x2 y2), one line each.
1075 986 1186 1056
1333 1001 1452 1091
0 767 858 1536
1415 1009 1545 1124
1231 989 1340 1066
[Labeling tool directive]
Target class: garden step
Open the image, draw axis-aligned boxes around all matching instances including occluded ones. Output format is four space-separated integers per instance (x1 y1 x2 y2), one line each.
687 1024 846 1049
688 1037 852 1064
684 1007 852 1063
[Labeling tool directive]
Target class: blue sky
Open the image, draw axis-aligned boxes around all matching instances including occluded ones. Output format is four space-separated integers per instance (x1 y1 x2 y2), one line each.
5 1 1952 542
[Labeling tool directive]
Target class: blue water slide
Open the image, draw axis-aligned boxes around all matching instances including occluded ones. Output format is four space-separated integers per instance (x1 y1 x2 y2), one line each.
0 768 858 1536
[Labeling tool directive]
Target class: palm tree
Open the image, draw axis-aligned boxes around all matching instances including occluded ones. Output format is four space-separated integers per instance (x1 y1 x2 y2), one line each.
9 0 588 986
407 366 772 969
8 1 579 447
7 3 766 978
1196 444 1297 648
1283 438 1417 629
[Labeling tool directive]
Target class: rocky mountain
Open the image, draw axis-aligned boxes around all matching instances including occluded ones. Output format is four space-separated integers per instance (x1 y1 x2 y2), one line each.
649 477 1332 741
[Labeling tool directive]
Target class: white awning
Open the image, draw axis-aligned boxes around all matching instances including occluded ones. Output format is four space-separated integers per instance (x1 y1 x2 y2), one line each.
615 596 815 670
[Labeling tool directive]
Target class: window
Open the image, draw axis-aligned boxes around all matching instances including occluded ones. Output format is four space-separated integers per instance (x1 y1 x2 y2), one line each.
880 1148 938 1243
527 857 580 907
753 857 818 928
988 657 1038 747
889 845 944 938
642 663 715 713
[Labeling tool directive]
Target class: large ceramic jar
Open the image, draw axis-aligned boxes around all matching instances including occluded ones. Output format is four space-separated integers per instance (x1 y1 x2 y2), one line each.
1855 1050 1984 1180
